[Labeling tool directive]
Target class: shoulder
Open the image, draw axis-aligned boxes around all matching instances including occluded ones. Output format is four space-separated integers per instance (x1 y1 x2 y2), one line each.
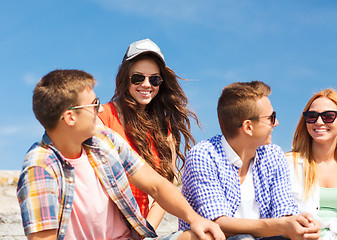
20 142 62 181
186 135 225 168
285 152 304 164
24 142 58 168
256 144 288 170
93 125 125 146
257 144 285 157
98 102 119 124
188 135 222 156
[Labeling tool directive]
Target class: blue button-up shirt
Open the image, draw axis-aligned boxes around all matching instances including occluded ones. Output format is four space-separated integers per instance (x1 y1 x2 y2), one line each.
17 125 157 239
179 134 299 230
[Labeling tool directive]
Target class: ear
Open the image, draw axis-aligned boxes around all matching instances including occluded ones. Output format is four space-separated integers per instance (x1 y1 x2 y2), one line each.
61 110 77 126
241 120 254 137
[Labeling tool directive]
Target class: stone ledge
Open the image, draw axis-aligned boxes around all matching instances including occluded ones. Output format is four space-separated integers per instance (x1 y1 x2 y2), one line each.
0 170 178 237
0 171 20 186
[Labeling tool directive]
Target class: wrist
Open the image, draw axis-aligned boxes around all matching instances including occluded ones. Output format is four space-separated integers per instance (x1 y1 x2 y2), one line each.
259 217 285 237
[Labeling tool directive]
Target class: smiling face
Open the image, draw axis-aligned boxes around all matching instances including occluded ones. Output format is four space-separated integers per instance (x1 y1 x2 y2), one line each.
306 97 337 145
128 58 161 110
72 87 102 141
251 96 279 146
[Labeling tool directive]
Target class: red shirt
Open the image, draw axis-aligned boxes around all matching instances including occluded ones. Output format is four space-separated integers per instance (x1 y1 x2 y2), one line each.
98 102 161 218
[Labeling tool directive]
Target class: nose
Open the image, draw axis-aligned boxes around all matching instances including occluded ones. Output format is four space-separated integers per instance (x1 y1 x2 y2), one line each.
98 104 104 113
315 115 325 124
140 76 152 87
273 118 279 127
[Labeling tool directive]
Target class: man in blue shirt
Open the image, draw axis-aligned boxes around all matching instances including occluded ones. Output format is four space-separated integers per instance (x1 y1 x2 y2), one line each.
179 81 320 239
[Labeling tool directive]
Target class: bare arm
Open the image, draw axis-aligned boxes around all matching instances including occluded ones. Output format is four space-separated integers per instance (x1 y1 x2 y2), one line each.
129 163 225 240
215 213 320 239
27 229 57 240
146 200 166 230
145 134 177 229
167 133 177 170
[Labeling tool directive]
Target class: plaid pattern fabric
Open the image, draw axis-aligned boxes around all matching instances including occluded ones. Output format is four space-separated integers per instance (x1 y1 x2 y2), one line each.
17 125 157 239
179 134 299 231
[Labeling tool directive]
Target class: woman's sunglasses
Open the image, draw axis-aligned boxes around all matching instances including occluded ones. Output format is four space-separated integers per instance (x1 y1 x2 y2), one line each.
302 110 337 124
130 73 163 87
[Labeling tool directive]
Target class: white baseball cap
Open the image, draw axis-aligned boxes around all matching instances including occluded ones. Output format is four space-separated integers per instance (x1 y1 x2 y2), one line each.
122 38 165 64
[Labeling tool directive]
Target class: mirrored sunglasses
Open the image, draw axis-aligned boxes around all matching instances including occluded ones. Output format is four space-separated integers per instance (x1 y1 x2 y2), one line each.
302 110 337 124
69 97 100 112
130 74 163 87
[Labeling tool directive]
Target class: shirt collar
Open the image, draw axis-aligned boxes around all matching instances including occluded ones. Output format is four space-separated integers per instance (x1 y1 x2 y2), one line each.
41 131 96 148
221 135 243 168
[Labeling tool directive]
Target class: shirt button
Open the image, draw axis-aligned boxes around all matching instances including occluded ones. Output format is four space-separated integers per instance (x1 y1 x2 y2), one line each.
60 228 65 233
66 204 71 209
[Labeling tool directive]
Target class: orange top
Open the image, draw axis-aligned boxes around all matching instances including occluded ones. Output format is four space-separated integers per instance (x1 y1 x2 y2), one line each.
98 102 161 218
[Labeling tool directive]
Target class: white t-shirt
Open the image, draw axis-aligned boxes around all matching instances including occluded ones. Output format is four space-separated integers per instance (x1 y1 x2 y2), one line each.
221 136 260 219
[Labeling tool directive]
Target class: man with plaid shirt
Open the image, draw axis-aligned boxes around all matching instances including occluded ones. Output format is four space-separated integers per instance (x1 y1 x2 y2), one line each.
179 81 320 240
17 69 224 240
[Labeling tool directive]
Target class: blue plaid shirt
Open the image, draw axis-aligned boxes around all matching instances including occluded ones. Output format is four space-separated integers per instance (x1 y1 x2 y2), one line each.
179 134 299 230
17 125 157 239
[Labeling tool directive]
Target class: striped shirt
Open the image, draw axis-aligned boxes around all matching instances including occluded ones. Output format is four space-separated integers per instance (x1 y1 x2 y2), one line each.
17 125 157 239
179 134 299 230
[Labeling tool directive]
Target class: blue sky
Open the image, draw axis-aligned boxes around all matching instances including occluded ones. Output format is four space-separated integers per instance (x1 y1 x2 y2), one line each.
1 0 336 170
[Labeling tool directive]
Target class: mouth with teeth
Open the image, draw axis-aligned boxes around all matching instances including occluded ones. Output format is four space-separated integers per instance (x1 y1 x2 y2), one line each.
314 128 329 133
138 90 151 96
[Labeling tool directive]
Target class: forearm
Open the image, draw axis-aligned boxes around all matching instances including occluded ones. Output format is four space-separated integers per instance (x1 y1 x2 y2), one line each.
146 201 166 230
147 176 201 225
28 229 58 240
215 216 285 238
130 163 202 225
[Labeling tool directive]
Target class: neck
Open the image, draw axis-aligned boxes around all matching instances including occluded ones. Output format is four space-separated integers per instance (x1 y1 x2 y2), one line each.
47 128 83 159
312 139 337 163
227 136 255 184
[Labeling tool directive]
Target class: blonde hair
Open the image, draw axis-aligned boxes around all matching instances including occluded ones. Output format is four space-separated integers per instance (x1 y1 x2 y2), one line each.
291 88 337 198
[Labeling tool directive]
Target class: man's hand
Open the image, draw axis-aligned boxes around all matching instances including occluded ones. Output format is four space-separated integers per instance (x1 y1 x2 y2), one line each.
189 216 225 240
282 213 320 240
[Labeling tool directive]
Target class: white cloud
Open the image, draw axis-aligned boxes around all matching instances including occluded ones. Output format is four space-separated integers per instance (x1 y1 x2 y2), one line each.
90 0 242 25
23 72 40 86
0 125 20 135
90 0 337 37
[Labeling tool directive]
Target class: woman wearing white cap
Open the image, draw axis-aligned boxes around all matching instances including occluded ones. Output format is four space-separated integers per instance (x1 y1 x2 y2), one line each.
98 38 199 229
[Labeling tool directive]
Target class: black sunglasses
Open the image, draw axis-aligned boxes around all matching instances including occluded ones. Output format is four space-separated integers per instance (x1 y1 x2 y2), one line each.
302 110 337 124
238 111 276 127
130 73 163 87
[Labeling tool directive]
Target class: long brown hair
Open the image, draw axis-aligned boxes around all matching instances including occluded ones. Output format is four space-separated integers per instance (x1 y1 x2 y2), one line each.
291 88 337 198
112 53 199 182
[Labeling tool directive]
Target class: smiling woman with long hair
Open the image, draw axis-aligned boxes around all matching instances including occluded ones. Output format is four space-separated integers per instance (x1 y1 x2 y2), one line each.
98 39 199 229
287 88 337 239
